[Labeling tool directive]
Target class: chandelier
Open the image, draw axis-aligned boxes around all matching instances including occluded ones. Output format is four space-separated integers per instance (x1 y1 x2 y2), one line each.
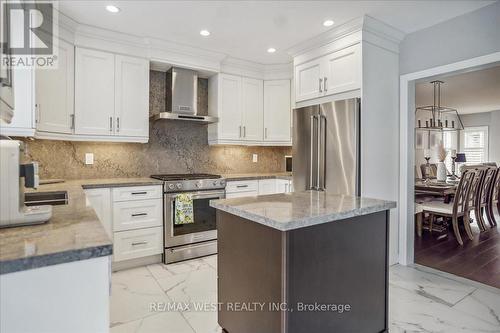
415 80 464 131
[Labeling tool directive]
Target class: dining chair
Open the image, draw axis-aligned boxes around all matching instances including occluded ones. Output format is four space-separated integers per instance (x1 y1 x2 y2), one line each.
485 167 500 227
419 169 476 245
476 167 497 231
420 163 437 179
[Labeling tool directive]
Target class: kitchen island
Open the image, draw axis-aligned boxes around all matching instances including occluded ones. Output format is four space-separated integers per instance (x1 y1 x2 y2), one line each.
210 191 396 333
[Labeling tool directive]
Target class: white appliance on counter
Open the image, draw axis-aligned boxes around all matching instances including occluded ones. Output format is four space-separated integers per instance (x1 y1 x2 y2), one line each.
0 140 52 227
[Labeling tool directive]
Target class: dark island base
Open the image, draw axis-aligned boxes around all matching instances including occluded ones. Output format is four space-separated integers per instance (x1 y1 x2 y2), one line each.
217 210 389 333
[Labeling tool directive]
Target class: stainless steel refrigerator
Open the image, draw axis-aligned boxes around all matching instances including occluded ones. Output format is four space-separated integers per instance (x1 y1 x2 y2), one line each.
292 98 360 195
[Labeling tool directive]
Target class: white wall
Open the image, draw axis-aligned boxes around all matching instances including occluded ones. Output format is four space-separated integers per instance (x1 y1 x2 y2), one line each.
400 1 500 74
460 110 500 164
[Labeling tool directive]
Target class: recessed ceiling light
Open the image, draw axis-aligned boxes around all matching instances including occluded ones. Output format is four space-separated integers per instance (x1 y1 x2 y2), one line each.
323 19 334 27
200 30 211 37
267 47 276 53
106 5 120 13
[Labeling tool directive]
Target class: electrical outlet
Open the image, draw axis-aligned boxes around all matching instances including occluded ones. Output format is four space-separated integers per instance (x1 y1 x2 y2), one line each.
252 154 258 163
85 153 94 165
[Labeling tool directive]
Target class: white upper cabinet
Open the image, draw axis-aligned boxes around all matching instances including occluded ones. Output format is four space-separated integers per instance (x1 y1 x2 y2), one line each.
114 55 149 137
294 43 361 103
75 48 115 136
218 74 242 140
0 67 35 137
35 40 74 134
241 78 264 142
294 58 322 102
264 80 291 143
322 44 361 96
73 47 149 141
209 73 290 146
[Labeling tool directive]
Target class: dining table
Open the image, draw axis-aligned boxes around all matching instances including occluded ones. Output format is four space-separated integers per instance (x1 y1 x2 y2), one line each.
415 179 458 204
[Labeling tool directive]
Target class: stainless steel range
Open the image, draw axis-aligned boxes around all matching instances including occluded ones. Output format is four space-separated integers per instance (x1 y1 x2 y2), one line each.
150 173 226 264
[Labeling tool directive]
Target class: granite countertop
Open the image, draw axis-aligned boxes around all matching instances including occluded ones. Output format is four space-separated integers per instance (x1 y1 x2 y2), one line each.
210 191 396 231
0 178 162 275
223 172 292 181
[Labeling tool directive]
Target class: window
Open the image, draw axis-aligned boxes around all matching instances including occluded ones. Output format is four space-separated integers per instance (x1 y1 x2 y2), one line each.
443 131 458 172
461 126 489 164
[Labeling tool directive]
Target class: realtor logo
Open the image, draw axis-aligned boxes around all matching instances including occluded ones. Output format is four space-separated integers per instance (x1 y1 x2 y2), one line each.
1 0 58 68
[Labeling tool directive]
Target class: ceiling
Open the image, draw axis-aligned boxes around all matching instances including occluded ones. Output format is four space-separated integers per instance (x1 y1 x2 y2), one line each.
416 65 500 115
58 1 494 65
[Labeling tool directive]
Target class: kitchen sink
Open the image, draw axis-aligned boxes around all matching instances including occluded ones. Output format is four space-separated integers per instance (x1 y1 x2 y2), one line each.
25 191 68 206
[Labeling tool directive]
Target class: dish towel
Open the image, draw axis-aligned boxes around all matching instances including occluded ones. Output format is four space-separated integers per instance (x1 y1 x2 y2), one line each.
175 193 194 225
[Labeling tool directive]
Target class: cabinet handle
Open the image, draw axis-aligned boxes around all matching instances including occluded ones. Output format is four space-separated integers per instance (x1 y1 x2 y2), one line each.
239 125 242 138
243 126 246 138
265 128 268 139
319 78 323 93
117 117 120 132
131 241 148 246
131 191 147 195
324 77 328 92
236 185 249 188
131 213 147 217
109 117 113 132
35 104 40 123
70 114 75 129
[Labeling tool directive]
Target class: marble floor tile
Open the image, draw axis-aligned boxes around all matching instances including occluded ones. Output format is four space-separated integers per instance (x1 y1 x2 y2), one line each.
112 260 500 333
390 284 500 333
390 264 476 306
453 288 500 326
110 266 171 327
110 312 195 333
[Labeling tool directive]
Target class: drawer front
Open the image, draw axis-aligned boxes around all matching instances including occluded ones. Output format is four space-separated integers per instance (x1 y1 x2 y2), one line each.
258 179 277 195
112 185 163 202
113 227 163 262
113 198 163 232
225 190 258 199
225 180 258 193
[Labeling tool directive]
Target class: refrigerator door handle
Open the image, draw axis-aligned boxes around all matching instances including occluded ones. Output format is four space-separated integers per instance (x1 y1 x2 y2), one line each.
310 115 316 190
317 114 326 191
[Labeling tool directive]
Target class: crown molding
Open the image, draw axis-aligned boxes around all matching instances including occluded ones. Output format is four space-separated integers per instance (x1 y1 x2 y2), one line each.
288 15 406 59
221 57 292 80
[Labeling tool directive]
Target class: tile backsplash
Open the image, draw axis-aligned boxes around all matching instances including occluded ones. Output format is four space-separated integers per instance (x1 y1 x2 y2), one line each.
21 122 291 180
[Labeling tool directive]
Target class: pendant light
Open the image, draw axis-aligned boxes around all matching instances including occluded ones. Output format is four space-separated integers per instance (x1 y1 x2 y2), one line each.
415 80 464 131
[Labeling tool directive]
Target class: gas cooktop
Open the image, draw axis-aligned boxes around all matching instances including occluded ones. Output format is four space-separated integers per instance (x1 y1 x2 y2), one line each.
150 174 225 192
150 173 222 181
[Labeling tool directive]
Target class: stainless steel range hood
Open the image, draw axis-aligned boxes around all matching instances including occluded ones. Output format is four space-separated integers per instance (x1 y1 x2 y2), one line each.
153 67 218 124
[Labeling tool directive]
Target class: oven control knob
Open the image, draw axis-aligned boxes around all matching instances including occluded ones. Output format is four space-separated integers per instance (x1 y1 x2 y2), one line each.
220 180 226 186
176 183 182 189
168 183 175 190
213 180 218 186
195 181 202 188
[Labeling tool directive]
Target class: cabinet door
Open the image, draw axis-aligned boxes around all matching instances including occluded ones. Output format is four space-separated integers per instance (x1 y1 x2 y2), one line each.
322 44 361 96
0 67 35 136
276 179 290 193
294 59 322 102
85 188 112 238
218 74 242 140
74 48 115 136
36 40 74 134
264 80 291 142
241 78 263 141
114 55 149 137
258 179 277 195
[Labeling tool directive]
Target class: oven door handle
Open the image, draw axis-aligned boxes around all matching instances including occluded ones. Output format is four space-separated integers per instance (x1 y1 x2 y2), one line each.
167 190 226 201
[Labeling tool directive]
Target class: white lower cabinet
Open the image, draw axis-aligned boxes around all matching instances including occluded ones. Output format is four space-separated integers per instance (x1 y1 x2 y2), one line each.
113 199 162 232
85 188 112 238
85 185 163 264
276 179 293 193
258 179 277 195
113 227 163 262
226 178 293 198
